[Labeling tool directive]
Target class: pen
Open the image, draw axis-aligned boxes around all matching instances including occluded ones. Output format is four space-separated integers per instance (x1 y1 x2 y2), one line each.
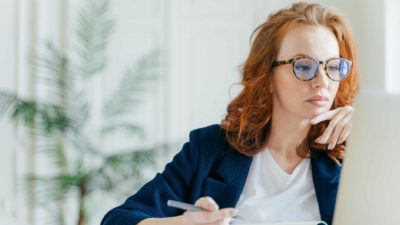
167 200 245 220
167 200 204 211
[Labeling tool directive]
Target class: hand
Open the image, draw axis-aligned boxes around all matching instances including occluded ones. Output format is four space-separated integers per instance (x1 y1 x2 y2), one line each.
310 105 354 149
181 197 238 225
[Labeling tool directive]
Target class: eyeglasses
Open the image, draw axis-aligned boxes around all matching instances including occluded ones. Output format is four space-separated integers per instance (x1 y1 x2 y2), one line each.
272 56 352 82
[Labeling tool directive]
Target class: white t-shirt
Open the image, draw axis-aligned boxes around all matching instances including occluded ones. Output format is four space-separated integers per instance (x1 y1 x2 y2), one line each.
235 148 321 223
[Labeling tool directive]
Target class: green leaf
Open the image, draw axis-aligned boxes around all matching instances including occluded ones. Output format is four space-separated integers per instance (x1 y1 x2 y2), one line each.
34 41 71 102
0 92 18 117
0 1 169 224
103 50 160 118
68 130 102 156
36 136 68 170
88 148 158 192
101 123 145 138
73 0 114 78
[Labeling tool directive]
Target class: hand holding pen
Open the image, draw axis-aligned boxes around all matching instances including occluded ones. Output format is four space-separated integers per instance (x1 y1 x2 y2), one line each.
167 197 240 225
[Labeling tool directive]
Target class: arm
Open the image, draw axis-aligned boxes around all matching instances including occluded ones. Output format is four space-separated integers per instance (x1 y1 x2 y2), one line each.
101 139 199 225
101 126 237 225
137 197 237 225
137 216 183 225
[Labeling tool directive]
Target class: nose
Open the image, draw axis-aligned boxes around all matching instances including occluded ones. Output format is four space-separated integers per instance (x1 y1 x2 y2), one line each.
311 64 330 88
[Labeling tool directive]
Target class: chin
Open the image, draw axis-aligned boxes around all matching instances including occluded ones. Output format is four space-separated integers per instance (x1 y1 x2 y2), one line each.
305 107 330 118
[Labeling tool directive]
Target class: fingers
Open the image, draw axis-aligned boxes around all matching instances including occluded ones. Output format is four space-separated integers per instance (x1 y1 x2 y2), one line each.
201 218 233 225
327 124 345 149
310 105 354 125
314 106 354 149
195 196 219 211
183 208 237 224
328 111 352 148
182 197 237 224
310 107 340 125
315 107 349 144
338 122 352 144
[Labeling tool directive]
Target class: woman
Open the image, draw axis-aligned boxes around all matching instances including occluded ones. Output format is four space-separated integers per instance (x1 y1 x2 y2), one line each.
101 2 359 225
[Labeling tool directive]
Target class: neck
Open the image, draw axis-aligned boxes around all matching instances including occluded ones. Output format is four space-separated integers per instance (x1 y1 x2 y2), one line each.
266 110 312 160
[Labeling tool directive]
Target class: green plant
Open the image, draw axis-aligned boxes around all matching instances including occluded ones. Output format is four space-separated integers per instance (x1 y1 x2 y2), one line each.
0 1 168 225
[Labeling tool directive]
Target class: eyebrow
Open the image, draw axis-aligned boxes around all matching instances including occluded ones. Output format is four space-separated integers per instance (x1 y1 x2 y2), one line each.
292 53 341 61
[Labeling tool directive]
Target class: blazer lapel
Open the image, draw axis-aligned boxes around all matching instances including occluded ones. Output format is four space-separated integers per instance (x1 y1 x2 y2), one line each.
202 147 253 208
311 151 341 225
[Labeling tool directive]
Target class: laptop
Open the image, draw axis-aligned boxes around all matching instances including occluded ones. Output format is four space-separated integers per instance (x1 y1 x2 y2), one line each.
333 91 400 225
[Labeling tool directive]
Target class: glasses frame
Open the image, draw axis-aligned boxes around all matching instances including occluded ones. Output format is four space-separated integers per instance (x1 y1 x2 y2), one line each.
271 56 352 82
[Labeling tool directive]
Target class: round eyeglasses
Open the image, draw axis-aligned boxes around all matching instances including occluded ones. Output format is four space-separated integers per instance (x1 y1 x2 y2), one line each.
271 56 352 82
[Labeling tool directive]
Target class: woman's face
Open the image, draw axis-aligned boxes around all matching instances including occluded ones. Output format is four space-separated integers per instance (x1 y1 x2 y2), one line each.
271 25 340 120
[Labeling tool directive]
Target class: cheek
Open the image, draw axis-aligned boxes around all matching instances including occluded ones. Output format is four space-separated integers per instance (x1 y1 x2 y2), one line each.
273 76 304 103
329 83 340 99
327 83 340 107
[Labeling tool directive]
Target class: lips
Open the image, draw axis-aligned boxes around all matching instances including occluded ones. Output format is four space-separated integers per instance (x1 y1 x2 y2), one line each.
307 95 329 101
306 95 329 106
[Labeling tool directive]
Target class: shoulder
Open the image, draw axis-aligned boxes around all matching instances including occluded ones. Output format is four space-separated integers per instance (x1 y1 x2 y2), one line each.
187 124 234 166
189 124 226 145
188 124 230 154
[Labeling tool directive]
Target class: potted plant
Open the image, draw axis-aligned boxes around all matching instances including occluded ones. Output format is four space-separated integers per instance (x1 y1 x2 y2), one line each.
0 0 170 224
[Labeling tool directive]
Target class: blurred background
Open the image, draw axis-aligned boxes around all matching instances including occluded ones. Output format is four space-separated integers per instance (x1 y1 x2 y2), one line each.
1 0 399 225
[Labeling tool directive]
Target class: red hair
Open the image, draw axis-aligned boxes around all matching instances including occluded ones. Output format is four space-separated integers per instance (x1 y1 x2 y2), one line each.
221 2 360 164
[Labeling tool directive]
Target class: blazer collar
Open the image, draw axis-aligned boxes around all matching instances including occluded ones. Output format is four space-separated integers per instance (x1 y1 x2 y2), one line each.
311 150 341 182
214 147 341 184
209 145 252 208
214 146 253 184
311 150 342 225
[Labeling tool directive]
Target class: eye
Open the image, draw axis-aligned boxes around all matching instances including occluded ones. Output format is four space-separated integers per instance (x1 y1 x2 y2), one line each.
295 65 312 71
328 65 339 71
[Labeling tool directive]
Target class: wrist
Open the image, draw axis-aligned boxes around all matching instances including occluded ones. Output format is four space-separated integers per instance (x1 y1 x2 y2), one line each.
138 215 183 225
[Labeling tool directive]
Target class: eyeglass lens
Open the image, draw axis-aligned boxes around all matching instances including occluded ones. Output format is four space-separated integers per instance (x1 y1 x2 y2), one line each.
293 57 350 81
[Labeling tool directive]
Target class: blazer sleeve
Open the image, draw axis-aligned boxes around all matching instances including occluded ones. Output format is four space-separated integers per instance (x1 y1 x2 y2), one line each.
100 132 200 225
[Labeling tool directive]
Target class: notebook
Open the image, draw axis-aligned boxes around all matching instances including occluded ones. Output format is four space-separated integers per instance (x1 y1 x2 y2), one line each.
231 221 327 225
332 91 400 225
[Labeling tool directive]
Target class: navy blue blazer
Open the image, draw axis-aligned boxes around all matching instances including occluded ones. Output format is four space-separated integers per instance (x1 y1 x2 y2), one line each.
101 124 341 225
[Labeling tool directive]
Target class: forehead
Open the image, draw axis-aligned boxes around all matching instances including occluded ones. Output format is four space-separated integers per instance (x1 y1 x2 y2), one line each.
276 25 340 61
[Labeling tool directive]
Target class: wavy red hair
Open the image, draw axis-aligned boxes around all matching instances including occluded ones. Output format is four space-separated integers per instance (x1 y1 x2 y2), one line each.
221 2 360 164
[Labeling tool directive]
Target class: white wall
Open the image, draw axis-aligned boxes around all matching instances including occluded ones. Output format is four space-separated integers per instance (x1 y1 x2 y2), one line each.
385 0 400 92
0 0 18 223
1 0 399 225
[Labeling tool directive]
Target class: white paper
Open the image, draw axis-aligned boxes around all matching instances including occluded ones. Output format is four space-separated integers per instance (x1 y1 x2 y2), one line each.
230 221 327 225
